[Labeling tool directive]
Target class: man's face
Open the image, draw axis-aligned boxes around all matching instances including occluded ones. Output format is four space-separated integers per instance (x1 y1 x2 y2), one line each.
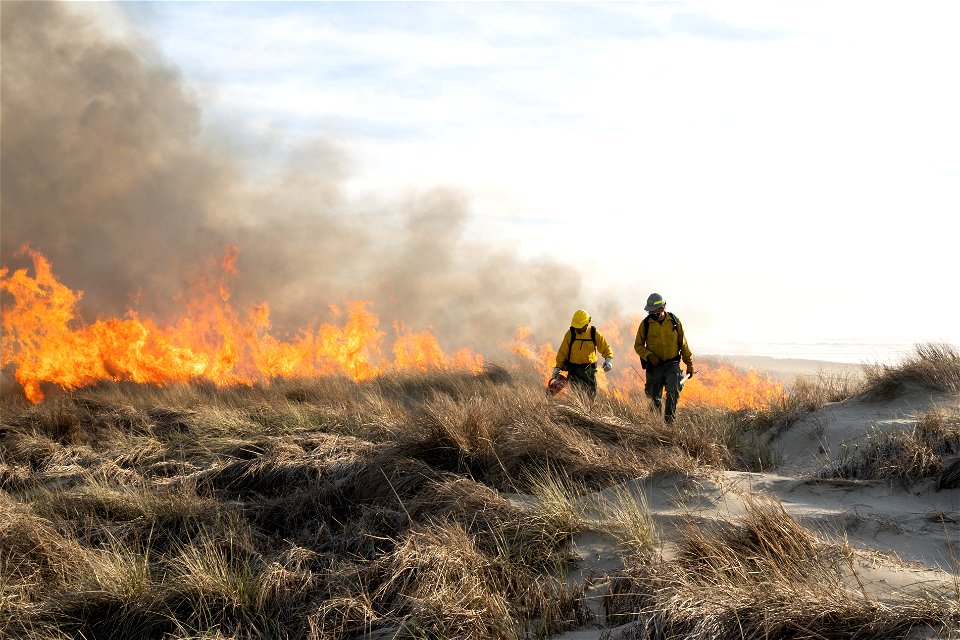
575 325 588 334
649 307 665 320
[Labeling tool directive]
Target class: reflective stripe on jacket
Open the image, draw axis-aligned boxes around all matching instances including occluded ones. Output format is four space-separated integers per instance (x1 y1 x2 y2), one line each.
555 326 613 368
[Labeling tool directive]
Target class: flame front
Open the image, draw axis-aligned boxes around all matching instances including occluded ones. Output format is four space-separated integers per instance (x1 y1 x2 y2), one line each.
600 321 784 410
507 318 784 411
607 360 784 411
3 248 780 409
509 326 555 373
0 247 482 402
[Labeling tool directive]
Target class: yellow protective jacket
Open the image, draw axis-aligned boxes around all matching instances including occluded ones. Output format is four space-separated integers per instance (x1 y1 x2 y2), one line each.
555 326 613 369
634 313 693 369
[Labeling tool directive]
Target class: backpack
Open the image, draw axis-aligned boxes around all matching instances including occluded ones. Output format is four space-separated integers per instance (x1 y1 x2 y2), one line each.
563 325 596 369
639 312 682 370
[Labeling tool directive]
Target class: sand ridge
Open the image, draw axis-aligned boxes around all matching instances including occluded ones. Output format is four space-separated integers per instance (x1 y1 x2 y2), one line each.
552 383 960 639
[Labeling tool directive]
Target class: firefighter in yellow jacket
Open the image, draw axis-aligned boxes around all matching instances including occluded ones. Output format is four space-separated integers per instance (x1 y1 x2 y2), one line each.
552 309 613 398
634 293 695 422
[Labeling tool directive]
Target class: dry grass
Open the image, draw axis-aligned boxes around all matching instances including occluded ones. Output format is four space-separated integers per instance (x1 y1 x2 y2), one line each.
822 404 960 487
0 366 606 638
862 343 960 400
740 369 864 438
581 481 658 558
1 353 957 639
604 493 959 639
313 513 585 640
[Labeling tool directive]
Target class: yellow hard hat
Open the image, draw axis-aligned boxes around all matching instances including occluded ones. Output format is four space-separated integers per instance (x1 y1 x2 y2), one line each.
570 309 591 328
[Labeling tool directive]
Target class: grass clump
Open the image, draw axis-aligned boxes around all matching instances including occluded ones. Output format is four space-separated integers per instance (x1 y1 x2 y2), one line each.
377 521 519 639
604 493 958 639
822 404 960 487
739 370 864 438
862 343 960 400
524 465 589 539
581 480 657 558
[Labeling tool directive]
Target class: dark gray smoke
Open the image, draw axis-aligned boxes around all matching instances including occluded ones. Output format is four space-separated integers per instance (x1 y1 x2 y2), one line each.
1 2 596 357
1 2 232 318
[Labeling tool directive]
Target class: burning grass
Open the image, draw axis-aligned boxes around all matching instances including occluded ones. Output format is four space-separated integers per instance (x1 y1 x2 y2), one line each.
1 350 958 638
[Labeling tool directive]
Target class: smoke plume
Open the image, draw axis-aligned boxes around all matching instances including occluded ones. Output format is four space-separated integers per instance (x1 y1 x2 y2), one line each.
1 2 595 357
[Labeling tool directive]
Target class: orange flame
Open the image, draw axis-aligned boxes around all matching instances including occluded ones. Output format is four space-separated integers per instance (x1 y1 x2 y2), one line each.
608 360 784 411
682 363 784 410
509 326 555 375
0 247 482 402
507 317 783 411
2 249 780 408
392 327 444 372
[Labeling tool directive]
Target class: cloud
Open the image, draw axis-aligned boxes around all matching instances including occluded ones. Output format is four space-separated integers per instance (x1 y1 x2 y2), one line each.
668 11 786 41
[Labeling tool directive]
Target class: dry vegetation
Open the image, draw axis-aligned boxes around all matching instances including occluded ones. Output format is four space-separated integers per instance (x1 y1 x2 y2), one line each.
604 495 954 640
822 404 960 489
1 347 959 639
861 343 960 399
817 344 960 489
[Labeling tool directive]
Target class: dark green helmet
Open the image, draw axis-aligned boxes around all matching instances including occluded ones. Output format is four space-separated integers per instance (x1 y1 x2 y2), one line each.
644 293 665 312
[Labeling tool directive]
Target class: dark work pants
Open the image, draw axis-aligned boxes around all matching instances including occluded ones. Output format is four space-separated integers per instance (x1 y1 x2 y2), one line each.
645 359 681 422
567 362 598 398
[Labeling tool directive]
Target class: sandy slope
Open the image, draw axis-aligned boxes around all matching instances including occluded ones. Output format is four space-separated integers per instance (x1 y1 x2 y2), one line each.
552 384 960 639
711 355 864 383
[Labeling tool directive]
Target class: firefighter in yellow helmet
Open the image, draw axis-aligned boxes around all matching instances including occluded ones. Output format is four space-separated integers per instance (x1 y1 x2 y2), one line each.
634 293 694 423
551 309 613 398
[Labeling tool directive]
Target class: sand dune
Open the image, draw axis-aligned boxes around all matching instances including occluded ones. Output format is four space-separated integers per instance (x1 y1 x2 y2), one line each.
554 380 960 639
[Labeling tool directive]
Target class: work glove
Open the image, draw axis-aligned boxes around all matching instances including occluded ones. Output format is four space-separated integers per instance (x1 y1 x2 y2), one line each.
602 358 613 372
647 354 661 367
687 367 695 378
552 367 560 379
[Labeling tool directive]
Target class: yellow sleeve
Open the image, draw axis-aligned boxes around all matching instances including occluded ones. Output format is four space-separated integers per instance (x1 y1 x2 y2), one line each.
634 321 651 360
595 330 613 360
678 321 693 368
555 330 572 369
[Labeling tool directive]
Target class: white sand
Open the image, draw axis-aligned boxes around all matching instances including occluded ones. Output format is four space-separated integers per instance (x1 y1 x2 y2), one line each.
551 382 960 639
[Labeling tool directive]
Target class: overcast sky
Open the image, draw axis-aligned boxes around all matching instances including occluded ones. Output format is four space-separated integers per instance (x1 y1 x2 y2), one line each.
69 2 960 361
